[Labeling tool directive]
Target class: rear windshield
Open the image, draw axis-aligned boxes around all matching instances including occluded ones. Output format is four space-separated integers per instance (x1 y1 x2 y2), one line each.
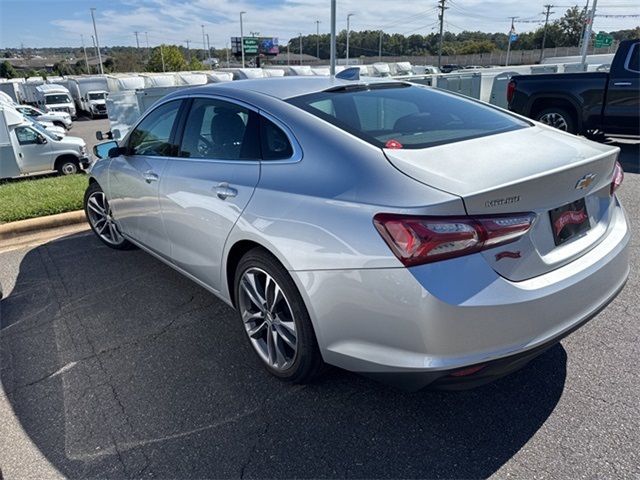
287 84 528 149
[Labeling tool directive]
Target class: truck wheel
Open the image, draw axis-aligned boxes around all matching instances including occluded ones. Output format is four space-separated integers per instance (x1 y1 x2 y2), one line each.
57 158 79 176
536 108 577 134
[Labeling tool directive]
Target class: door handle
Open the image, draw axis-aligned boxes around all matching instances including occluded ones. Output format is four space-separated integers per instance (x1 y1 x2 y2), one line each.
215 183 238 200
613 81 632 86
143 170 158 183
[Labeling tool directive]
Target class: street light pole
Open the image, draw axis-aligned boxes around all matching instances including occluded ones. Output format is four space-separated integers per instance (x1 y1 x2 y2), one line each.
89 7 104 75
346 13 354 66
81 34 90 73
201 25 207 67
160 44 166 72
206 33 212 66
330 0 336 76
240 11 246 68
378 30 383 62
299 32 303 65
580 0 598 68
315 20 320 61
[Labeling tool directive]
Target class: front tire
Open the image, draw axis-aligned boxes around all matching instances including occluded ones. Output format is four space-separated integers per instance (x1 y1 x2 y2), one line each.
84 182 135 250
57 158 79 176
535 107 577 134
234 248 324 383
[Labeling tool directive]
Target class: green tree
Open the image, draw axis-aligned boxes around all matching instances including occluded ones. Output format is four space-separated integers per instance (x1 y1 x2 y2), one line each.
146 45 187 72
558 6 587 47
0 60 17 78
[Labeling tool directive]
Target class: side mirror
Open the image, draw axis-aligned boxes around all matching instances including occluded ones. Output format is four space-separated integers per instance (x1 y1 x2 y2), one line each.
112 128 121 140
93 140 120 159
36 135 47 145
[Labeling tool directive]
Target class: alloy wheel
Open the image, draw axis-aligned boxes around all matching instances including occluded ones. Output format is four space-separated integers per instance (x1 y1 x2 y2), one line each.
238 267 298 371
86 191 125 246
538 112 568 131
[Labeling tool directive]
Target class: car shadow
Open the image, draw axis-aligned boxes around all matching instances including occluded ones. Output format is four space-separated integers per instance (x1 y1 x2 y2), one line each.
609 140 639 174
0 233 566 479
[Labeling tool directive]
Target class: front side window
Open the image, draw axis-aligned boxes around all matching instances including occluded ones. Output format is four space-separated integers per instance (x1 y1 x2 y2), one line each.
15 127 41 145
17 107 37 117
179 98 259 160
45 94 71 104
128 100 182 156
288 84 529 149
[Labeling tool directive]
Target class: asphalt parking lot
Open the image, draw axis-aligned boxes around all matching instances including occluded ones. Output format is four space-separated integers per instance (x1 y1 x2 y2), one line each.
0 140 638 479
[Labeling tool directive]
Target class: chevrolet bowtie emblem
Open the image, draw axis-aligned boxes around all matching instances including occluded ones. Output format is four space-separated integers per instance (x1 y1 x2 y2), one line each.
575 173 597 190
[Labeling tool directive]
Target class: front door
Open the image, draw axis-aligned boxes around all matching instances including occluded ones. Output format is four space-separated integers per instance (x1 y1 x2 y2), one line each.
603 41 640 136
13 126 52 173
107 99 183 257
160 97 261 292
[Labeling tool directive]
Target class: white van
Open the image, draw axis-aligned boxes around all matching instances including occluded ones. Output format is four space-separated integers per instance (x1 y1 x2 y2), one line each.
21 83 77 118
0 106 89 180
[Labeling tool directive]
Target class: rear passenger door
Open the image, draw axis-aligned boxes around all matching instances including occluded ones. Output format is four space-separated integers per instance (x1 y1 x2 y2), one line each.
159 97 261 292
603 41 640 136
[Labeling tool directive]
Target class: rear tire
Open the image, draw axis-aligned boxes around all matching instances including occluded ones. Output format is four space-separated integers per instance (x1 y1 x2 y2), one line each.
234 248 325 383
535 107 577 134
84 182 136 250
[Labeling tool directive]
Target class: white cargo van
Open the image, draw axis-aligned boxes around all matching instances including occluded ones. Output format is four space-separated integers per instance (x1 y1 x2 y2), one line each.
0 106 89 180
21 83 77 118
68 77 108 118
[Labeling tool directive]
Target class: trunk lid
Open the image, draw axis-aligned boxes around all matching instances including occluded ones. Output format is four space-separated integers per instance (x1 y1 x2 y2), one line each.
384 125 620 281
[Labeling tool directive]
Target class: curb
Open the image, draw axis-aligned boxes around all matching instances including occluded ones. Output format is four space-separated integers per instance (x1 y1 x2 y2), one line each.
0 210 87 240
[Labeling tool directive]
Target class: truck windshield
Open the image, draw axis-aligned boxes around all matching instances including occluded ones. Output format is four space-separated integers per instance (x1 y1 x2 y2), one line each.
45 94 71 104
288 84 529 149
88 92 106 100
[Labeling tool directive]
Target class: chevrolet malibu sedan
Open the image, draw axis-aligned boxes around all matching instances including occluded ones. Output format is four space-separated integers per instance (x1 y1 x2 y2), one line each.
86 77 629 390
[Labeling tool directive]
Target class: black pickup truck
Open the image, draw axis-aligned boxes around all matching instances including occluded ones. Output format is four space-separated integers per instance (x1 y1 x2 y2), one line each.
508 39 639 138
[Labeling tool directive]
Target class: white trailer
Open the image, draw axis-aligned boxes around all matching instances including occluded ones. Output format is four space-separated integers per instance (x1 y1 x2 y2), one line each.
68 76 108 118
0 79 25 103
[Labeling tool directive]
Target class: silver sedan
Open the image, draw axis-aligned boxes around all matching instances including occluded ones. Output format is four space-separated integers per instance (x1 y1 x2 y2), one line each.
86 77 629 390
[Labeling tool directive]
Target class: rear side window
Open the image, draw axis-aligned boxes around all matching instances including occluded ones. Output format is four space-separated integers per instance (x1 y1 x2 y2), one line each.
626 43 639 73
179 98 260 160
288 84 528 149
260 116 293 160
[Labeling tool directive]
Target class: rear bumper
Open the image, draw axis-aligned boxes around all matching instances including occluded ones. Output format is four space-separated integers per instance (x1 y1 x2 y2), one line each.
293 200 629 389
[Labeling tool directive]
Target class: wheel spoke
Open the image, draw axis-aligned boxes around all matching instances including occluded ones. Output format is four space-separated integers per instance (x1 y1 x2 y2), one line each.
247 320 267 339
268 283 284 313
242 310 264 324
241 274 267 312
273 329 288 367
275 324 296 349
96 220 108 234
88 201 105 217
266 325 276 365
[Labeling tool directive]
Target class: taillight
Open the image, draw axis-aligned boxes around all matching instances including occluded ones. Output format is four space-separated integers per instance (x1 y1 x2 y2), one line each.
507 80 516 104
373 213 536 267
611 161 624 195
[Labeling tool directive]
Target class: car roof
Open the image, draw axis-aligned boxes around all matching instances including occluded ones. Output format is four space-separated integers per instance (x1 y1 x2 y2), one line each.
176 76 407 101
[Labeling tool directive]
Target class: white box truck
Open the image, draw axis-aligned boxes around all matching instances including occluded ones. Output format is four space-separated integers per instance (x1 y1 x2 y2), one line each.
68 76 108 118
21 83 77 118
0 106 89 180
0 79 25 103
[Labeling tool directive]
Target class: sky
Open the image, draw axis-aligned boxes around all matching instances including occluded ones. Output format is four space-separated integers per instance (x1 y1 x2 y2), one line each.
0 0 638 49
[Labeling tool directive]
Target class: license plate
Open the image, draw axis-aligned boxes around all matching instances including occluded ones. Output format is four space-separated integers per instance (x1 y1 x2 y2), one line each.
549 198 590 246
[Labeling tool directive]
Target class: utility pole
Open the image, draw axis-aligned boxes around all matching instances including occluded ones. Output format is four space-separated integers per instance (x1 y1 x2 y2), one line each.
239 11 246 68
90 7 104 75
81 34 90 73
299 33 303 65
578 0 589 49
437 0 448 70
505 16 518 66
185 40 191 62
379 30 383 62
134 31 140 49
201 25 207 67
346 13 354 66
539 4 554 63
580 0 597 68
287 43 290 66
160 44 166 72
315 20 321 60
330 0 336 76
206 33 212 66
145 31 150 59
